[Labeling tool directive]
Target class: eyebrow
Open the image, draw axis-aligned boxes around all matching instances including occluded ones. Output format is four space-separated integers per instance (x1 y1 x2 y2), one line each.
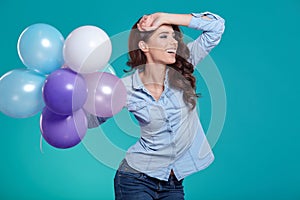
158 31 175 35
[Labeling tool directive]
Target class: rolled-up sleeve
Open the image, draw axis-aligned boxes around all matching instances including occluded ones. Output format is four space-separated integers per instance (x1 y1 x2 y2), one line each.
187 11 225 67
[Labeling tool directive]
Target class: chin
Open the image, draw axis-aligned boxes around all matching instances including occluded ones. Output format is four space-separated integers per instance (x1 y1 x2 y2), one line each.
166 59 176 65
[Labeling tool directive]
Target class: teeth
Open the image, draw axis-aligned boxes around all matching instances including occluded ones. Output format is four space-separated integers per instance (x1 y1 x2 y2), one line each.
166 49 176 53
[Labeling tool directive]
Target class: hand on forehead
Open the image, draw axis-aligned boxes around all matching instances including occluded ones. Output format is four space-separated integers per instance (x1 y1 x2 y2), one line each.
137 13 162 32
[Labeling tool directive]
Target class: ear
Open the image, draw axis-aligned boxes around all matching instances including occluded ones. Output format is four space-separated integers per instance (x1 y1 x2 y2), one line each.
138 41 149 52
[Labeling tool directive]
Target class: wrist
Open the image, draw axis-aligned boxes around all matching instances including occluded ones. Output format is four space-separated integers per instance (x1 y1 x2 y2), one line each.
157 12 171 24
165 13 192 26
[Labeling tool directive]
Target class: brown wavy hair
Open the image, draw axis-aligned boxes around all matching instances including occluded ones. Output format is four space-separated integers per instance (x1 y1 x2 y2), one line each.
125 19 199 109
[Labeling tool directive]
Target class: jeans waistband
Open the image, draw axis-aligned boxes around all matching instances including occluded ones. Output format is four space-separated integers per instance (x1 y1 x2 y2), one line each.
118 159 141 174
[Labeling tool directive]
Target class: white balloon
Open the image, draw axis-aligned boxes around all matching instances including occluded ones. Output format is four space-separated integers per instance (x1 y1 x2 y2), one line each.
63 25 112 74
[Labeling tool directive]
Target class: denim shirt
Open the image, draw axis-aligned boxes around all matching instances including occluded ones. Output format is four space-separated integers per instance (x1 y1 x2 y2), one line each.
88 12 225 181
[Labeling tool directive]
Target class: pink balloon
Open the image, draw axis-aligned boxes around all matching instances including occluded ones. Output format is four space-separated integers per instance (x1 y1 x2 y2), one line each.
83 72 126 117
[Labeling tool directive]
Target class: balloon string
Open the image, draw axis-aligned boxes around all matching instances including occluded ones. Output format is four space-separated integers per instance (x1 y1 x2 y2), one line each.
40 134 44 154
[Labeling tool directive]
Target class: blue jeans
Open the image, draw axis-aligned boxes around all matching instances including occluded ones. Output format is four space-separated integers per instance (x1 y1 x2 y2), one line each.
114 159 184 200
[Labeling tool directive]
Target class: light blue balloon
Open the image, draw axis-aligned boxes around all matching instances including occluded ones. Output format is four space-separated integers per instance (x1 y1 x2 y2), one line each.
17 23 64 74
0 69 46 118
100 64 116 75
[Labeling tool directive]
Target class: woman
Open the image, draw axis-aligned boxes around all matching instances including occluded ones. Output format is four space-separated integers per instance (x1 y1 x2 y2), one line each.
89 11 225 200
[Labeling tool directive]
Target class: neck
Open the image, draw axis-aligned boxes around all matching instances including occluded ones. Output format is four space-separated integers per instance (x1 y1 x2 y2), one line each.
141 63 166 87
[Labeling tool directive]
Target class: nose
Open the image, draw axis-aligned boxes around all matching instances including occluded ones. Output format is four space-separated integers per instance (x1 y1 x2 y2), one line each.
170 37 178 45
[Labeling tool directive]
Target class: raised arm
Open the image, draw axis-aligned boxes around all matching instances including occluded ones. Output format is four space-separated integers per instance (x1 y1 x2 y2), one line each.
137 13 193 31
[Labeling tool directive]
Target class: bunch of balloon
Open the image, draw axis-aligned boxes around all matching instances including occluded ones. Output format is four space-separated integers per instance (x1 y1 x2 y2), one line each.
0 23 126 149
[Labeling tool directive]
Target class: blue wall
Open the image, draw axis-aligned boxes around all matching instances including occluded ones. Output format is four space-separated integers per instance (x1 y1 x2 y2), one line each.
0 0 299 199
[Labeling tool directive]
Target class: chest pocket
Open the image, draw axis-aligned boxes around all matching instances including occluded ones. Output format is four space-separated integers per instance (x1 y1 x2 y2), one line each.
127 100 168 133
127 101 150 124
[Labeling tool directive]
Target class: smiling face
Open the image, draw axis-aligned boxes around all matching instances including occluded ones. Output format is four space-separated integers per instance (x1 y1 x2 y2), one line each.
140 25 178 65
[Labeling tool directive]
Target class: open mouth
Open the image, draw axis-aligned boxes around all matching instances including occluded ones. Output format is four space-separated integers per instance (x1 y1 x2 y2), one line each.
166 49 177 54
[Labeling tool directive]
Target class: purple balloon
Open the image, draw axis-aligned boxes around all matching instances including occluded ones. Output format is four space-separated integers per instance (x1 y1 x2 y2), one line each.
40 107 87 149
43 68 87 115
83 72 126 117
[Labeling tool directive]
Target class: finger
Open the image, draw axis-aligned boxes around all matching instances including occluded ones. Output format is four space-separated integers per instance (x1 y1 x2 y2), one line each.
140 15 148 23
144 15 154 27
137 23 147 32
137 23 144 31
141 26 157 32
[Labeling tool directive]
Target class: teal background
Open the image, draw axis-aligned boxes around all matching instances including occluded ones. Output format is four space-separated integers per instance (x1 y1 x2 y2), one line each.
1 0 300 199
